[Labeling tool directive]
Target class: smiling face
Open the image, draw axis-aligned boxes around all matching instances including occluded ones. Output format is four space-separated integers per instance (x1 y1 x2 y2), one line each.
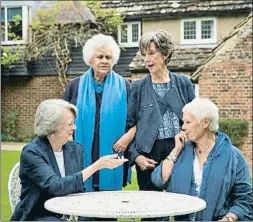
182 111 208 143
90 47 113 79
54 109 76 144
142 42 167 76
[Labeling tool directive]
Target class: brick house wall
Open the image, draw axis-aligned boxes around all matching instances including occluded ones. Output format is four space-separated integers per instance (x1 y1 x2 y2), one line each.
197 21 252 167
1 76 64 137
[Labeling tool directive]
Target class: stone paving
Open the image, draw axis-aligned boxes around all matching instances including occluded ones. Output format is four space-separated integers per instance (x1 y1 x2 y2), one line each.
1 142 27 151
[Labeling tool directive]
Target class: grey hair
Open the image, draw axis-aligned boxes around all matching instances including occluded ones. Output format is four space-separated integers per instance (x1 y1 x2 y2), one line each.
35 99 77 136
183 98 219 132
82 33 120 66
139 30 174 64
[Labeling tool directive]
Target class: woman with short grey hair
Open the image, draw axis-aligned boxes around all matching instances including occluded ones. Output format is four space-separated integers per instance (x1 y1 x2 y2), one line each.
11 99 128 221
152 98 252 221
127 30 195 194
63 33 136 193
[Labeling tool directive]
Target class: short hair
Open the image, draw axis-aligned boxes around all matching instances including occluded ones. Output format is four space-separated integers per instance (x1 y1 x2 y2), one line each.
182 98 219 132
82 33 120 66
139 30 174 64
35 99 77 136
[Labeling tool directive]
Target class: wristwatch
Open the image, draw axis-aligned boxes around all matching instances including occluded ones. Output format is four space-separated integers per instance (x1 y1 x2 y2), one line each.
225 216 235 221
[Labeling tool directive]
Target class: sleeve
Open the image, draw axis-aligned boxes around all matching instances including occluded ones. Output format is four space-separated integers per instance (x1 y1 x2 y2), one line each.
127 82 139 129
127 82 140 165
151 161 169 190
21 147 84 197
228 153 253 221
186 79 196 102
62 81 72 102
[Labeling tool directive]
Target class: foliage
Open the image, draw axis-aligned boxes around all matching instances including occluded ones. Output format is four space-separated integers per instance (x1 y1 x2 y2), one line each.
219 119 249 147
3 109 19 141
1 14 22 69
25 1 123 90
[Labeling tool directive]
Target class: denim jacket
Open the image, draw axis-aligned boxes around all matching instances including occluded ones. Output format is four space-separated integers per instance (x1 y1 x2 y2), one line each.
151 132 253 221
127 72 195 165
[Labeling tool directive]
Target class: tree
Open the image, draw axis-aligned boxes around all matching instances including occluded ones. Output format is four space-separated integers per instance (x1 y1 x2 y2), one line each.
25 1 123 90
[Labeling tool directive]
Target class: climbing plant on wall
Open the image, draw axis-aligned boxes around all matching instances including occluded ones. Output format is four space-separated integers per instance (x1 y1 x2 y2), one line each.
25 1 123 90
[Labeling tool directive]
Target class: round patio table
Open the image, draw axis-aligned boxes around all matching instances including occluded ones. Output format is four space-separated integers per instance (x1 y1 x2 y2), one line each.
44 191 206 218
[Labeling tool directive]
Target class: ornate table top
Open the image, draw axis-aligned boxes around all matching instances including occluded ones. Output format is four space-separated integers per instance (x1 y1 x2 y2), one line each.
44 191 206 218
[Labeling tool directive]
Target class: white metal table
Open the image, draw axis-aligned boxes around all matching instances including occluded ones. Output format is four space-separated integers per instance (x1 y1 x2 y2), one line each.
44 191 206 218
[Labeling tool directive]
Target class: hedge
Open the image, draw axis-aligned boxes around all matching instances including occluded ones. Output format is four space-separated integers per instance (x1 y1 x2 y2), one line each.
219 119 249 147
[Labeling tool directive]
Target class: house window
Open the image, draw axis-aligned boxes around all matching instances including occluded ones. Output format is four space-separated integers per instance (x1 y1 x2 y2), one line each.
181 18 216 46
1 6 31 44
118 22 141 47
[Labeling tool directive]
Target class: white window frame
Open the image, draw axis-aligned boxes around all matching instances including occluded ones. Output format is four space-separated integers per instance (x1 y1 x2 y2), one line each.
118 21 141 47
180 17 217 47
1 5 31 45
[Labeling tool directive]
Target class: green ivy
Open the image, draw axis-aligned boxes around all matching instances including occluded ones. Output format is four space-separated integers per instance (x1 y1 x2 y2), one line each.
219 119 249 147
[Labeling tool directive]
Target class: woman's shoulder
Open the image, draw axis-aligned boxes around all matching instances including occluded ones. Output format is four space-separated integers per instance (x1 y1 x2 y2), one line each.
170 72 192 86
67 76 81 88
66 141 84 153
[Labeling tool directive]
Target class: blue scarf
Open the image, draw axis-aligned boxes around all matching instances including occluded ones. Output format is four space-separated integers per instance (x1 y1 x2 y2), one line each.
75 67 127 191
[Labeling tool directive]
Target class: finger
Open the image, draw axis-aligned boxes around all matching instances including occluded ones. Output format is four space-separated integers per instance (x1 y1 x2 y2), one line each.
109 154 118 159
146 163 156 169
146 158 157 164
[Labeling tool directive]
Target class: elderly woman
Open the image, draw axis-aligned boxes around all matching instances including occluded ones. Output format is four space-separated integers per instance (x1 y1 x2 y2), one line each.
152 98 252 221
63 34 136 192
10 99 127 221
127 30 195 191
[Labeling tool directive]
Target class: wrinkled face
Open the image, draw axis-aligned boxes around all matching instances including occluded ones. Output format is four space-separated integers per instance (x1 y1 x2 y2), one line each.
182 111 207 142
54 109 76 144
142 42 167 76
90 47 113 78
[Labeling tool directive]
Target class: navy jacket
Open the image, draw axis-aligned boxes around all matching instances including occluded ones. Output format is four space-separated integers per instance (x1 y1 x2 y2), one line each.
10 137 84 221
127 72 195 165
152 132 253 221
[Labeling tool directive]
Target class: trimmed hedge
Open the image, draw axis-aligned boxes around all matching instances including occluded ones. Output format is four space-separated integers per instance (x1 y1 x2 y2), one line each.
219 119 249 147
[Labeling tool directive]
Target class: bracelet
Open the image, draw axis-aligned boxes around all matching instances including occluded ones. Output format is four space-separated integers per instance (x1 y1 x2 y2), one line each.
166 152 177 163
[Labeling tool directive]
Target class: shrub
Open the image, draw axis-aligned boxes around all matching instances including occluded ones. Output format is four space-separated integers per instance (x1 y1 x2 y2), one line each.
219 119 249 148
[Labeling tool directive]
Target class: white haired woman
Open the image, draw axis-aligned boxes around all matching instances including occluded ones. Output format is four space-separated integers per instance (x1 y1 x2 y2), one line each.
151 98 252 221
63 34 136 192
10 99 127 221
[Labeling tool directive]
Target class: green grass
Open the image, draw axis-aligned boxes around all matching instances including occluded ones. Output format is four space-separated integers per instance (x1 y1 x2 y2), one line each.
1 150 21 222
0 150 138 221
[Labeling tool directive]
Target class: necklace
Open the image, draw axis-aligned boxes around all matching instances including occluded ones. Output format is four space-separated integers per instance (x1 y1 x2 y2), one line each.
196 140 215 155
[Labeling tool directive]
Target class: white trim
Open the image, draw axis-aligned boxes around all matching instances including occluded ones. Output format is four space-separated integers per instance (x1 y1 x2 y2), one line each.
1 5 30 45
180 17 217 46
118 21 141 47
194 83 199 97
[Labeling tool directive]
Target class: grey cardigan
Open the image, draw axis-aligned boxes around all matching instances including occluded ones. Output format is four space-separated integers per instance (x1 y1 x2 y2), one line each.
127 72 195 165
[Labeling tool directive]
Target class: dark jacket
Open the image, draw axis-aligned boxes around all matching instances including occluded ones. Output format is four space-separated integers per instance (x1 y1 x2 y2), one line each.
152 132 253 221
10 137 84 221
127 72 195 165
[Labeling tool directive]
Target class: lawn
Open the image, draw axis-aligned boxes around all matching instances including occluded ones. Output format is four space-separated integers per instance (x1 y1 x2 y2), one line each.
1 150 138 221
1 150 21 222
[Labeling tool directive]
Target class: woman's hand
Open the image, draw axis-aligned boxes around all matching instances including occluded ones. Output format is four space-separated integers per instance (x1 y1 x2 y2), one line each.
113 126 137 152
97 154 128 170
173 131 188 156
135 155 157 171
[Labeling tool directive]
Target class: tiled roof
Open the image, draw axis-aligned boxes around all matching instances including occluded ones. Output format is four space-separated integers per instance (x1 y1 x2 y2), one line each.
129 47 213 72
191 12 252 81
101 0 252 19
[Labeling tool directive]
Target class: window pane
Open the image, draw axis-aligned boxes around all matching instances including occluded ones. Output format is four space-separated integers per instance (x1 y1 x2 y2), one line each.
132 24 139 42
121 24 128 43
7 7 22 41
201 20 214 39
184 21 196 39
1 8 5 41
